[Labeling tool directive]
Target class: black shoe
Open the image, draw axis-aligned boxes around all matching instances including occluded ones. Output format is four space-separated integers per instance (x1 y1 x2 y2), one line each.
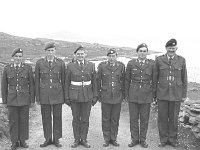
16 141 20 147
71 140 80 148
81 140 91 148
10 143 17 150
103 141 109 147
158 142 167 147
140 141 148 148
54 140 62 147
128 140 139 147
110 140 120 147
40 140 52 147
20 140 29 148
169 141 178 147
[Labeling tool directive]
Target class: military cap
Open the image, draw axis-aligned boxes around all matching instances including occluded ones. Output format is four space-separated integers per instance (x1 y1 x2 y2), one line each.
74 45 84 54
44 41 56 50
165 38 177 47
107 48 117 56
12 48 23 57
136 43 148 52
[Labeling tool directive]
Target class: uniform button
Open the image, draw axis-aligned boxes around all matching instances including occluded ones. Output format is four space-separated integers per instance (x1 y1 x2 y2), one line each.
112 72 113 73
50 70 52 71
169 83 171 86
17 84 18 86
17 79 18 81
17 74 18 76
82 71 83 72
17 90 19 92
82 76 84 77
50 74 52 76
170 71 171 73
170 66 172 68
141 76 143 78
50 86 52 88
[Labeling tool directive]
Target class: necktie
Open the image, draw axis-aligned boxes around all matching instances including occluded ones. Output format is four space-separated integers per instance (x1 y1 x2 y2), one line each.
169 57 172 64
80 62 83 69
16 65 19 72
140 62 143 66
49 61 52 67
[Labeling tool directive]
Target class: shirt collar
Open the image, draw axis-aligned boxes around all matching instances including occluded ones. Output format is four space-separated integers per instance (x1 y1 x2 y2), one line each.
77 60 84 65
167 55 175 60
138 58 146 63
14 63 21 67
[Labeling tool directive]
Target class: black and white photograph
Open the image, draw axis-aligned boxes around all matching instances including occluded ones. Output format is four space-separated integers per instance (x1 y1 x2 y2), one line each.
0 0 200 149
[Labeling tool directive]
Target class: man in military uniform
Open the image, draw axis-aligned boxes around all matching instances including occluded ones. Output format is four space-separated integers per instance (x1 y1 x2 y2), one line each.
97 48 125 147
35 42 65 148
65 45 97 148
154 39 187 147
1 48 35 150
125 43 155 148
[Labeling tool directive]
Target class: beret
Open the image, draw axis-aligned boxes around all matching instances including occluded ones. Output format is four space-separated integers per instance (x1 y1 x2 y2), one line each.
74 45 84 54
136 43 148 52
107 48 117 56
12 48 23 57
44 42 56 50
165 39 177 47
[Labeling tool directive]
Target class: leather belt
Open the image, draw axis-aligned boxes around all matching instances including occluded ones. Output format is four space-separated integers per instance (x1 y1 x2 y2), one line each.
71 81 91 86
9 85 28 90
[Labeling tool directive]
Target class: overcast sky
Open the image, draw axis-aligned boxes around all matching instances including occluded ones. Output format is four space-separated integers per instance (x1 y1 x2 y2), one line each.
0 0 200 66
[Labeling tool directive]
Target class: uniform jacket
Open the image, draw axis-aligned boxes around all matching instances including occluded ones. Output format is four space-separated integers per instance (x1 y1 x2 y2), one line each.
125 58 156 104
97 61 125 104
65 60 97 102
1 63 35 106
154 54 187 101
35 57 65 104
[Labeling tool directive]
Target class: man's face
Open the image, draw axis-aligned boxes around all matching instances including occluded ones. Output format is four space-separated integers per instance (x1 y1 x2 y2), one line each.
166 46 177 57
137 47 148 60
75 50 86 61
45 47 56 59
107 53 117 64
13 53 23 64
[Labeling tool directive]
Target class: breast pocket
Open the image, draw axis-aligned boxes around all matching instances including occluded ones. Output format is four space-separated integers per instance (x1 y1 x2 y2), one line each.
174 65 182 77
159 65 169 76
131 68 139 75
20 73 29 84
102 72 109 83
53 70 61 81
40 70 49 79
7 74 15 83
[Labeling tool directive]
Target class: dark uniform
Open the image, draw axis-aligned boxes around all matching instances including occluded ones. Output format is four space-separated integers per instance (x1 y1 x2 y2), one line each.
125 57 155 145
97 58 125 145
35 56 65 144
154 39 187 146
1 48 34 149
65 58 97 145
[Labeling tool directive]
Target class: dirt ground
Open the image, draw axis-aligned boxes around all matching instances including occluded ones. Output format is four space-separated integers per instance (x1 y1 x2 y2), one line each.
1 82 200 150
1 102 199 150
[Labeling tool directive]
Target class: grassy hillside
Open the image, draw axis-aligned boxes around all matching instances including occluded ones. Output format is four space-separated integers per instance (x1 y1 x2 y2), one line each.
0 32 159 64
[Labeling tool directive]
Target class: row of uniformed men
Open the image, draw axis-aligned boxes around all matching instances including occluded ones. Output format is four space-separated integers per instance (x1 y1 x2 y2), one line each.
1 38 187 150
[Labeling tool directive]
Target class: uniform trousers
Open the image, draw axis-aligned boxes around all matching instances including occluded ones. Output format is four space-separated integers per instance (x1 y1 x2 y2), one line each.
71 102 92 141
158 100 181 143
41 104 62 141
129 102 150 142
101 103 121 142
8 105 29 143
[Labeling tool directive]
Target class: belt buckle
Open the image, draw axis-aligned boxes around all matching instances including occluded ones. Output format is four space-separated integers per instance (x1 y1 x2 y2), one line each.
82 81 85 87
